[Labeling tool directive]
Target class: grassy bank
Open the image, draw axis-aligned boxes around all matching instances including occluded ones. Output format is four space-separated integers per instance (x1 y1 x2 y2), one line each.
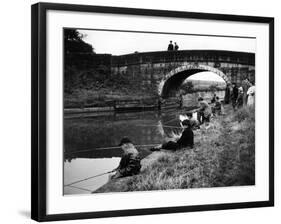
64 66 156 108
94 105 255 193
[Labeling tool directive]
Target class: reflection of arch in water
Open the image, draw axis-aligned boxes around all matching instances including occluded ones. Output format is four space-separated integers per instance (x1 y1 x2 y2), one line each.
158 64 230 98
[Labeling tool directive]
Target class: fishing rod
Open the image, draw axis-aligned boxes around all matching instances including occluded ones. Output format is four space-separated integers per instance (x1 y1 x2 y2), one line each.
136 124 182 129
64 143 159 155
164 117 179 124
65 185 93 193
64 142 163 188
64 170 115 187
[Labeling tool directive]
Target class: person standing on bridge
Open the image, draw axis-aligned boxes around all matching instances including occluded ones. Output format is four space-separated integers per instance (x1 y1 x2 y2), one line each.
174 42 179 51
167 40 174 51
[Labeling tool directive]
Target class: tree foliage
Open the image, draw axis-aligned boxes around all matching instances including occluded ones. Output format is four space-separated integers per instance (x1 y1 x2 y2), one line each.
209 83 219 92
64 29 94 54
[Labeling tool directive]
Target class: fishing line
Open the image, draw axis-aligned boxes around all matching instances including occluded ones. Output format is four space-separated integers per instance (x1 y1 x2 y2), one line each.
164 117 178 124
64 171 114 187
65 185 93 193
64 143 159 155
137 124 182 129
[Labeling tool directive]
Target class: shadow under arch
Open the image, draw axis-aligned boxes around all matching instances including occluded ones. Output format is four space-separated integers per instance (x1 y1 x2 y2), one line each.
158 64 230 98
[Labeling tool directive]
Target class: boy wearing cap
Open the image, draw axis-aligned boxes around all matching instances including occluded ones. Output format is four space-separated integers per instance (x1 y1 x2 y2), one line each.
151 119 194 151
111 137 141 179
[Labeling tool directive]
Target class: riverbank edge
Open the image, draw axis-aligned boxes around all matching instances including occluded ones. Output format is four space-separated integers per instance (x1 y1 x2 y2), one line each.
93 151 171 193
93 105 255 193
63 101 176 114
64 90 225 115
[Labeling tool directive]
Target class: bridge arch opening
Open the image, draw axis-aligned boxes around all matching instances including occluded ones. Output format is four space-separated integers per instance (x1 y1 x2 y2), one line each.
159 64 230 98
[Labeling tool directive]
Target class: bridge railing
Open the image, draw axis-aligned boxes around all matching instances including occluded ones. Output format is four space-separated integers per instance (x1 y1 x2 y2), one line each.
111 50 255 67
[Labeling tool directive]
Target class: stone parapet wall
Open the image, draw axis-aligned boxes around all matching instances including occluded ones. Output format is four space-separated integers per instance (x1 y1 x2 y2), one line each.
111 50 255 67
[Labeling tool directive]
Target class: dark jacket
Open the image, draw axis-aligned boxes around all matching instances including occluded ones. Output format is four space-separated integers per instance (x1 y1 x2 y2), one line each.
232 86 239 100
224 86 231 104
177 127 194 148
117 153 141 177
168 43 174 51
236 93 243 108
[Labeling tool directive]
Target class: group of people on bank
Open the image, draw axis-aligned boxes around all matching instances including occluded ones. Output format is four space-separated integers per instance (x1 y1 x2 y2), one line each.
111 79 255 179
167 41 179 51
110 96 217 179
110 117 195 179
224 78 255 110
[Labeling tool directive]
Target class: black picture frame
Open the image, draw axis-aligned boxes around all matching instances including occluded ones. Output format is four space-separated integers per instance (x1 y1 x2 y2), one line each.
31 2 274 222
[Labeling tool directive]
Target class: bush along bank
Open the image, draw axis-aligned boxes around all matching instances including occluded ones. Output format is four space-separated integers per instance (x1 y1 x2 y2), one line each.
94 105 255 193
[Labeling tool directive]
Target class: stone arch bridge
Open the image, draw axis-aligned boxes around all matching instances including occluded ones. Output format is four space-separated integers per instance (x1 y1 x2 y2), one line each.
67 50 255 99
110 50 255 98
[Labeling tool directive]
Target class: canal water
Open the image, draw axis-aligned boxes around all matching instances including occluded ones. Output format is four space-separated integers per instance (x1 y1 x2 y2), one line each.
63 108 196 195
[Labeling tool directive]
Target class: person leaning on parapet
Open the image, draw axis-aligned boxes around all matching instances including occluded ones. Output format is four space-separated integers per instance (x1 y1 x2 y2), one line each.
174 42 179 51
167 40 174 51
150 119 194 151
111 137 141 179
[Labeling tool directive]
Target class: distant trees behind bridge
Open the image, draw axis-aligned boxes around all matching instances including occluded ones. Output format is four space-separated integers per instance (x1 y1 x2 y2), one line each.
179 80 226 95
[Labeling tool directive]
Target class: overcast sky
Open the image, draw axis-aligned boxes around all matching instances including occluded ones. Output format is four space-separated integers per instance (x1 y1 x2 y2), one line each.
80 29 256 55
79 29 255 82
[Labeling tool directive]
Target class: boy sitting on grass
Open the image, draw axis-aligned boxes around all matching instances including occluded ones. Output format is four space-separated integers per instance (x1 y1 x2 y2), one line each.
111 137 141 179
150 119 194 151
